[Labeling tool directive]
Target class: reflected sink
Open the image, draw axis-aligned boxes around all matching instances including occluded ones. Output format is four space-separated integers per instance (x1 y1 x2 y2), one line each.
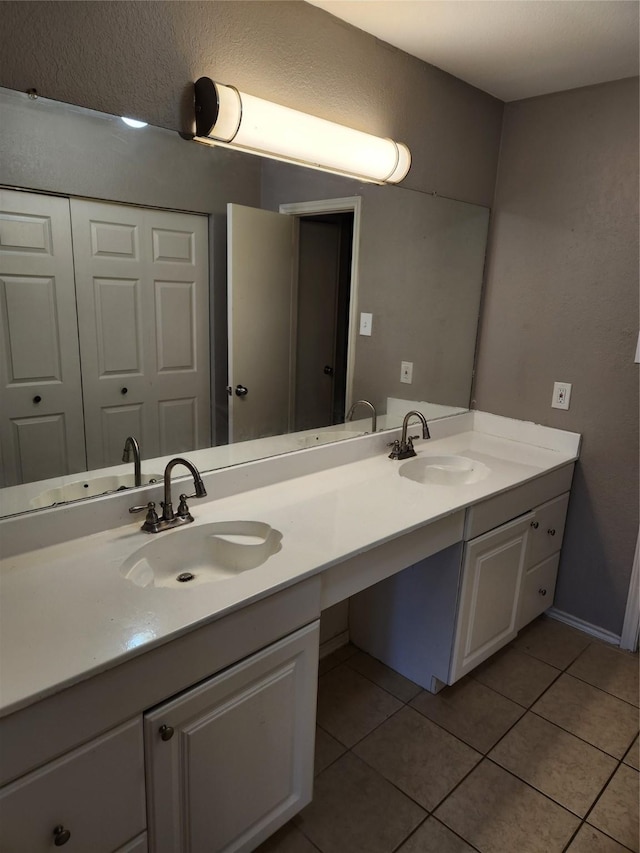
29 473 163 508
399 455 490 486
120 521 283 589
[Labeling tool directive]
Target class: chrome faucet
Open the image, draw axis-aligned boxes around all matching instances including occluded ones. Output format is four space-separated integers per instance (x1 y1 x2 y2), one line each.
388 410 431 460
346 399 377 433
122 436 142 487
130 457 207 533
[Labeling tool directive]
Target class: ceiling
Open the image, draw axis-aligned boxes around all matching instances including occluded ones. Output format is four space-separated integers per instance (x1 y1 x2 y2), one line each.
305 0 640 102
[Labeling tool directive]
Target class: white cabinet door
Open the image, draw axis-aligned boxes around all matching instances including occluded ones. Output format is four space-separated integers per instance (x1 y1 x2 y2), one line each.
0 189 86 485
144 621 319 853
450 513 533 682
71 200 210 468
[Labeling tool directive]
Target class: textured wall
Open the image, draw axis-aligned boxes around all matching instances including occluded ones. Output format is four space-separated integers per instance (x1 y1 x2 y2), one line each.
474 78 639 635
0 0 503 206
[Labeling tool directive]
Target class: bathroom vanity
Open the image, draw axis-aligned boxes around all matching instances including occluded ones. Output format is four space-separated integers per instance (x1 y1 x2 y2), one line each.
0 411 580 853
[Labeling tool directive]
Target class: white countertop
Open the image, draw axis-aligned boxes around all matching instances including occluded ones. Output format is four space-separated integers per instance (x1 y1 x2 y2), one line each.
0 412 580 718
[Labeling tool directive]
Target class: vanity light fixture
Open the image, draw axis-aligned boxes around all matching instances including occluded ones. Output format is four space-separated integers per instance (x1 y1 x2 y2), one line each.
193 77 411 184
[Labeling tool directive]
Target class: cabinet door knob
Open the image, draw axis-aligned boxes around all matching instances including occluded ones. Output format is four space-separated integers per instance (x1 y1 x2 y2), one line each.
33 395 42 404
530 521 539 529
538 588 547 596
548 528 556 536
121 387 128 395
53 825 71 846
159 723 174 741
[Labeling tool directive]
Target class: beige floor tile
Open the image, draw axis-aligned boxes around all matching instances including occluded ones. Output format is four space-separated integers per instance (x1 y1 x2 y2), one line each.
316 663 402 747
567 823 635 853
472 647 560 707
295 752 425 853
568 644 639 707
318 643 358 676
255 822 320 852
489 712 616 816
588 764 640 852
624 735 639 771
411 676 525 753
397 817 476 853
435 759 579 853
532 673 640 759
314 726 346 776
512 616 592 669
347 650 422 703
353 706 481 811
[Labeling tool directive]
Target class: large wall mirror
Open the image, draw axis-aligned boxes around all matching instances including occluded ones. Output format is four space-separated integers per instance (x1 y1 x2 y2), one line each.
0 86 489 517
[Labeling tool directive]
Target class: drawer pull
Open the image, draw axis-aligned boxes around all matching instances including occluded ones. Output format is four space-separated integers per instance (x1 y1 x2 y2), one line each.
548 528 556 536
53 825 71 846
159 723 174 741
538 588 547 596
530 521 539 529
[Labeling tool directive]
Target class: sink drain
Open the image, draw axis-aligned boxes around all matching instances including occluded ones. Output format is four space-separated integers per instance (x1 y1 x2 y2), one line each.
176 572 195 583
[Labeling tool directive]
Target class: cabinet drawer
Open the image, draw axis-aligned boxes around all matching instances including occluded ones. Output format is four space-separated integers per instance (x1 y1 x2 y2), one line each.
0 718 145 853
464 465 574 540
526 493 569 569
518 553 560 629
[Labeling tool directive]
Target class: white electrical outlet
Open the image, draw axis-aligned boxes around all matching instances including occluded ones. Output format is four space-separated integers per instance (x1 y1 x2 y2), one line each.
359 312 372 336
551 381 572 410
400 361 413 384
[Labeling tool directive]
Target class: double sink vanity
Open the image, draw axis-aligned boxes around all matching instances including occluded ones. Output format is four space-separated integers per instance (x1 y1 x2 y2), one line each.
0 410 580 853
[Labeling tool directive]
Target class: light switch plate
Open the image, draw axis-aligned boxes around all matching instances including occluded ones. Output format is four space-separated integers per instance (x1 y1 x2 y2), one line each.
551 381 572 410
359 312 372 336
400 361 413 384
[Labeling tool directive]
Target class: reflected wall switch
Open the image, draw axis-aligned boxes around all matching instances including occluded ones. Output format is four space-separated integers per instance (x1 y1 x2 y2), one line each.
400 361 413 384
551 381 572 410
359 312 373 336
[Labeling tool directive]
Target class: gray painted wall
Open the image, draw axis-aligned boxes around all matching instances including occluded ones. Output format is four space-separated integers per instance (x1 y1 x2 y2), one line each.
474 78 639 635
0 0 503 206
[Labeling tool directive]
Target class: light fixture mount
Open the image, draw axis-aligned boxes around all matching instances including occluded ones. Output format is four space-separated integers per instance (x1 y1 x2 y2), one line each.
193 76 411 184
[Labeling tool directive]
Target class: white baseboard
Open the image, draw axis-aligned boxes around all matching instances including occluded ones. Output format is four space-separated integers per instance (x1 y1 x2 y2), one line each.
547 607 621 646
319 631 350 659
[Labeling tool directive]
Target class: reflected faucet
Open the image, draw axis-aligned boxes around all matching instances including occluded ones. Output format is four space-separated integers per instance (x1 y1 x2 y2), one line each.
122 436 141 487
388 410 430 460
346 399 377 433
129 457 207 533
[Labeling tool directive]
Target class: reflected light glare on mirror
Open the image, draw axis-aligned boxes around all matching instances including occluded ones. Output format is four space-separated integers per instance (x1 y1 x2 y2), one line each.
121 116 148 128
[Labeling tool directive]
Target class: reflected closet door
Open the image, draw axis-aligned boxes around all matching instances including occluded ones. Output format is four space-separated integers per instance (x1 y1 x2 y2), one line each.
0 189 86 486
71 200 210 468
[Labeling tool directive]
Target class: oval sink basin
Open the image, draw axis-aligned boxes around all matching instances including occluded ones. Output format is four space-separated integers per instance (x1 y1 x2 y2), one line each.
120 521 283 589
29 473 163 508
399 455 490 486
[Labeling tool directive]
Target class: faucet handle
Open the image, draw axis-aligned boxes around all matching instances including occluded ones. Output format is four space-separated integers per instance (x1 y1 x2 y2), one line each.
129 501 156 515
177 494 192 520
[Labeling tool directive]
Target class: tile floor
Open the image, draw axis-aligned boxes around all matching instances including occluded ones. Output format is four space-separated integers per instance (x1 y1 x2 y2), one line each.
258 616 639 853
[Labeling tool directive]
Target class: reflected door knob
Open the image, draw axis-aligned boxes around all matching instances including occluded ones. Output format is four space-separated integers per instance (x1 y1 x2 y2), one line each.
323 365 334 376
53 825 71 846
235 385 248 397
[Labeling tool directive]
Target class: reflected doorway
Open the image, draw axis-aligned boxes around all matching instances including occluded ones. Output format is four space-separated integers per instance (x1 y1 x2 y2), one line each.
227 198 360 443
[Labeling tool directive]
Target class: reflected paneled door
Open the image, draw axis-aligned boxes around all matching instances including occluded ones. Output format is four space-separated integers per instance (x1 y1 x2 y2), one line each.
0 189 86 486
70 200 210 468
227 203 294 443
